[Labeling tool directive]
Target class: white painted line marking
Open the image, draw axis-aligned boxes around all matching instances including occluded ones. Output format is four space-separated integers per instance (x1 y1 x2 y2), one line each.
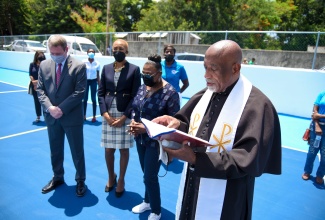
0 127 47 140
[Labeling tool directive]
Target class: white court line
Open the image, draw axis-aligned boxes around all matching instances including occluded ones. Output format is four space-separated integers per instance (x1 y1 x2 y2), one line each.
0 90 27 94
0 115 102 140
0 127 47 140
0 127 322 168
283 145 308 153
283 145 321 161
0 80 27 89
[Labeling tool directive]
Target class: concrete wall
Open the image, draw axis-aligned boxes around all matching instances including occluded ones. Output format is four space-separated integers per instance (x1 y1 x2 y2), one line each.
0 50 324 119
126 42 325 69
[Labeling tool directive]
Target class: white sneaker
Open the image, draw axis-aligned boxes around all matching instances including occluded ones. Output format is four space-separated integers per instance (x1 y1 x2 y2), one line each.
132 201 151 213
148 213 161 220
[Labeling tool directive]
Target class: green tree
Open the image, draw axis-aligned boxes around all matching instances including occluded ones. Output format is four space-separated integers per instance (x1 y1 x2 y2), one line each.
70 5 106 33
276 0 325 51
208 0 297 49
70 5 110 53
134 0 296 47
286 0 325 31
231 0 283 31
135 0 195 31
110 0 153 31
0 0 28 35
25 0 83 34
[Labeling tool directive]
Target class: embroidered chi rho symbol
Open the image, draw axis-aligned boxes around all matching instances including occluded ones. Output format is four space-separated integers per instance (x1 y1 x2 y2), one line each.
189 113 200 135
211 123 232 153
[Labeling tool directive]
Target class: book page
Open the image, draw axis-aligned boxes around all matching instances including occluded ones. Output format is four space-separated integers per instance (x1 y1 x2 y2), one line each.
141 118 212 147
141 118 176 138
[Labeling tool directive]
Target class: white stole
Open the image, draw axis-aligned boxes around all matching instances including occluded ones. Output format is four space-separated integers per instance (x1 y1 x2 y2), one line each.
176 75 252 220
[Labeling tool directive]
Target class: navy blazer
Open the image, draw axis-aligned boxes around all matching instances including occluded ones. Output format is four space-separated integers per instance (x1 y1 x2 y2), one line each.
98 62 141 118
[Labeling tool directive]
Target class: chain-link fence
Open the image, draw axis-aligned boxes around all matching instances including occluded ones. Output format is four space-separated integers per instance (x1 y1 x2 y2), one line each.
1 31 324 69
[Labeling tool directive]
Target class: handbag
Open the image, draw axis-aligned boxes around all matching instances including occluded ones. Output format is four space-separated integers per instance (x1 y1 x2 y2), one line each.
28 83 33 95
302 128 310 141
302 121 312 141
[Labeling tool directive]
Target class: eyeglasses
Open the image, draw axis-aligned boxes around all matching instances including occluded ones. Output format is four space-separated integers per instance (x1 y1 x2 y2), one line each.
141 72 158 79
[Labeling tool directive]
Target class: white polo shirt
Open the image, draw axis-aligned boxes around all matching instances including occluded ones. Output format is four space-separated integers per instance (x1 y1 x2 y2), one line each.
83 59 100 80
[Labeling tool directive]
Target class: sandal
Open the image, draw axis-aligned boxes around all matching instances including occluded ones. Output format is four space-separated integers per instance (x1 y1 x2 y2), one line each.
302 173 310 180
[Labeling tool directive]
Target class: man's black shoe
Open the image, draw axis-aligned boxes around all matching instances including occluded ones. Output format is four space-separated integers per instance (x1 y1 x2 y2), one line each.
76 181 87 197
41 179 64 194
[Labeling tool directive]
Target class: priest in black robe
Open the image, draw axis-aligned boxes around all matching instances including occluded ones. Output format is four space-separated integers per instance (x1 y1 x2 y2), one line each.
153 40 281 220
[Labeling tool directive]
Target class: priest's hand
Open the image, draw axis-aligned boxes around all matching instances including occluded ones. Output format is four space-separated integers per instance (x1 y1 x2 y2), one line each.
152 115 180 129
163 140 196 164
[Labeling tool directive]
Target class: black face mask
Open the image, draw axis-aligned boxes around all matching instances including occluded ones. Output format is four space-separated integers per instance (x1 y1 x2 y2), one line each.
165 54 174 62
142 75 156 87
113 51 126 62
38 56 45 62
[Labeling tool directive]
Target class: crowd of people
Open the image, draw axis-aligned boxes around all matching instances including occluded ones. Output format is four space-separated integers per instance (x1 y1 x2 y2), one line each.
30 34 325 220
242 57 256 65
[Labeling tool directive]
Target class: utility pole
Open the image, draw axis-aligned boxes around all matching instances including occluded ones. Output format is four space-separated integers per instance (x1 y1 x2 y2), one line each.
105 0 110 55
7 13 13 35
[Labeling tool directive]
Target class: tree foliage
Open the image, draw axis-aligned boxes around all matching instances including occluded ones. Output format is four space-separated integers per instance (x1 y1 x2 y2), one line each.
0 0 324 39
0 0 28 35
110 0 153 31
276 0 325 50
135 0 195 31
70 5 106 33
24 0 83 34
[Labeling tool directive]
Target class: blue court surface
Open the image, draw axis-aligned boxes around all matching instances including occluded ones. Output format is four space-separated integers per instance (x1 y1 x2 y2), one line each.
0 68 324 220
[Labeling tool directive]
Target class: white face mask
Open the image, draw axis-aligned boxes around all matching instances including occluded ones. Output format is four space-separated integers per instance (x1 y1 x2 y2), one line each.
50 54 66 64
88 52 95 59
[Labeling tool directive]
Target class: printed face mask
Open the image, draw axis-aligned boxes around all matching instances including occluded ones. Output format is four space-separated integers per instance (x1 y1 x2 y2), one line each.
142 73 157 87
113 51 126 62
88 52 95 59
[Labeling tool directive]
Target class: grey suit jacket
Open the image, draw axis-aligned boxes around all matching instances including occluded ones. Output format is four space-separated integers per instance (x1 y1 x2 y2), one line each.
37 55 87 126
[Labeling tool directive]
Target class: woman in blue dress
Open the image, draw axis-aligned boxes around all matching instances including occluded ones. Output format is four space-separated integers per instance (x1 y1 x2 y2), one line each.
128 54 180 220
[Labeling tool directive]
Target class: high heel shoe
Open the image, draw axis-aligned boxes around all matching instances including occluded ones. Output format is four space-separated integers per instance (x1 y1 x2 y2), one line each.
115 188 125 198
105 175 117 192
115 179 125 198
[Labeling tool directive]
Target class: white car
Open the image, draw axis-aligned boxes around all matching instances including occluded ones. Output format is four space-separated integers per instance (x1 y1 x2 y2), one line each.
11 40 46 52
2 41 14 51
42 40 48 47
175 52 205 61
47 35 102 56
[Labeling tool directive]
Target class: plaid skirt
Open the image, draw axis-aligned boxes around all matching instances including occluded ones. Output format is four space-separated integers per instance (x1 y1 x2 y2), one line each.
101 99 133 149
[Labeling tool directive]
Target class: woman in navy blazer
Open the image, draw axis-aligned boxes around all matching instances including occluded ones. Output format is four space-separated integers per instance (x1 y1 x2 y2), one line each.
98 39 141 197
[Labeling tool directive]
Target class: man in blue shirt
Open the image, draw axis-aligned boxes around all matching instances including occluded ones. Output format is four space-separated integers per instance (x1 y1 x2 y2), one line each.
161 45 189 98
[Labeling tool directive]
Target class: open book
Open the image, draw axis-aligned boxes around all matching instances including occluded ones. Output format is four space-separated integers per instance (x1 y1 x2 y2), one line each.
141 118 212 147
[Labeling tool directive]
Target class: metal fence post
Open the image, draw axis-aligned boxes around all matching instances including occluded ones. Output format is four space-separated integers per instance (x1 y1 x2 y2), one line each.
158 31 162 55
109 33 113 56
225 30 228 40
312 31 320 70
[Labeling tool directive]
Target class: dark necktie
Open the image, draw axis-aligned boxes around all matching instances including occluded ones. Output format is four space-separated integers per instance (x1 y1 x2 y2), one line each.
56 63 62 88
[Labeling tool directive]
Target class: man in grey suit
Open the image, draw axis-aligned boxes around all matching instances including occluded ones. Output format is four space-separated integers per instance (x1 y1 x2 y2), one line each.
37 35 87 197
